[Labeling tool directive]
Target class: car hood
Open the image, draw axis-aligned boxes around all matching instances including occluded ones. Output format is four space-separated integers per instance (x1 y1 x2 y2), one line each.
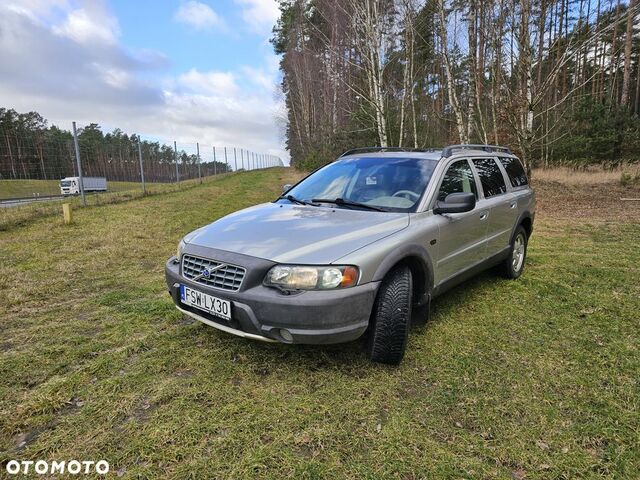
186 202 409 264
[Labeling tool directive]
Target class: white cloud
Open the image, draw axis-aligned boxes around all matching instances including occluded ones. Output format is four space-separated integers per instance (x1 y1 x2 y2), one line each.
178 69 239 96
235 0 279 33
174 1 224 30
5 0 69 22
53 2 120 45
98 65 132 89
0 2 289 164
242 66 274 92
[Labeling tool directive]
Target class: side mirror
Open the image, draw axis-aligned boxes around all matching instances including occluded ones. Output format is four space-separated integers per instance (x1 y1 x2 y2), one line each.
434 192 476 214
282 184 293 194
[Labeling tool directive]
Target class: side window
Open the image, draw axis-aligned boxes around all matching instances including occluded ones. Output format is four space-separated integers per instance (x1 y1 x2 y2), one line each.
438 160 477 201
499 157 528 187
472 158 507 198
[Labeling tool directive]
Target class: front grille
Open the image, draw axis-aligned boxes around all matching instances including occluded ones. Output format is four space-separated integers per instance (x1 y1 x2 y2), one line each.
181 255 246 292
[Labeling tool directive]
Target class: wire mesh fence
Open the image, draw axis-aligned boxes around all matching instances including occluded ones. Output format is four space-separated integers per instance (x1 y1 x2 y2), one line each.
0 121 284 229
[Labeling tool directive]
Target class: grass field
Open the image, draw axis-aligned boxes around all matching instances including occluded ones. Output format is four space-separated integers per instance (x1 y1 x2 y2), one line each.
0 168 638 478
0 179 154 200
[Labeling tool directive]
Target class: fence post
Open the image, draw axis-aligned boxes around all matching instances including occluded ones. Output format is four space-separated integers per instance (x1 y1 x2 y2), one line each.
138 140 146 194
233 147 238 171
71 121 86 207
62 203 73 224
224 147 228 172
196 142 202 184
241 149 244 170
213 146 217 176
174 141 180 183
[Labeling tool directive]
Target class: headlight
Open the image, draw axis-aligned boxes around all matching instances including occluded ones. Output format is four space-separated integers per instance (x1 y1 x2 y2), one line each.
176 239 186 260
264 265 359 290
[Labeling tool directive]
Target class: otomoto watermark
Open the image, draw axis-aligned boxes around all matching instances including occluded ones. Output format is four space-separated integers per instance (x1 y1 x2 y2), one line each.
5 460 109 475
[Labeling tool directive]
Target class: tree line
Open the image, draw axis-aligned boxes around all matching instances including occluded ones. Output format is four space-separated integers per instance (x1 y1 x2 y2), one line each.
0 108 231 183
272 0 640 171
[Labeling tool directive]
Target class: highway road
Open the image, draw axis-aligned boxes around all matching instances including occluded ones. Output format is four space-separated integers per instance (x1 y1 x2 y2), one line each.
0 195 65 209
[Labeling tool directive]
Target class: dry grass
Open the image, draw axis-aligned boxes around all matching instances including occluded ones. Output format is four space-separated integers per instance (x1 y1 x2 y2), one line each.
532 165 640 185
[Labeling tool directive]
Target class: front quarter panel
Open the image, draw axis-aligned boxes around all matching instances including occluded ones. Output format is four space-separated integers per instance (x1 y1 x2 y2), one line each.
334 212 439 289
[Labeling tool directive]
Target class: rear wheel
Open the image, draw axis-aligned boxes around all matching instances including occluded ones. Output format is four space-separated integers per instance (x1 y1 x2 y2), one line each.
367 266 412 365
501 225 528 279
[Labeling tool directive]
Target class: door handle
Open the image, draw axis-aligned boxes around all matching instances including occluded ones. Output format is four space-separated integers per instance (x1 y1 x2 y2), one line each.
510 202 517 209
480 211 489 220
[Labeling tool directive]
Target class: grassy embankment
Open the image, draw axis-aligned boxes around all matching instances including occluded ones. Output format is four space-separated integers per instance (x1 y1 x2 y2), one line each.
0 179 146 200
0 176 228 230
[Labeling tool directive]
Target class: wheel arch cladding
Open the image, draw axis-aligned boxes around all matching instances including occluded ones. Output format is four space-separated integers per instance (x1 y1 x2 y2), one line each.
520 215 533 237
372 244 433 304
510 211 533 242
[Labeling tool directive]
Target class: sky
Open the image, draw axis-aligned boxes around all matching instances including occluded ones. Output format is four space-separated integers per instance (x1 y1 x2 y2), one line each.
0 0 289 163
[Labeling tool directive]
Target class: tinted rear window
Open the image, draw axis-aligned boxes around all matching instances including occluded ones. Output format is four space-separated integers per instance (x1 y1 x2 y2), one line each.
472 158 507 198
499 157 528 187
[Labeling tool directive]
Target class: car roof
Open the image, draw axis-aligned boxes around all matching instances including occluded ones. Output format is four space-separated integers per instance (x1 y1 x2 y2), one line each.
341 148 518 162
341 150 443 161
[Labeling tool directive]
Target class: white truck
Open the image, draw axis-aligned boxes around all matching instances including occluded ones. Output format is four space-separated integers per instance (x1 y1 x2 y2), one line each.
60 177 108 196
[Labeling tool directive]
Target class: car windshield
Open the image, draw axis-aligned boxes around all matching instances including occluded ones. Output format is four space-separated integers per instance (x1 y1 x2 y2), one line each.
60 180 71 187
282 156 438 212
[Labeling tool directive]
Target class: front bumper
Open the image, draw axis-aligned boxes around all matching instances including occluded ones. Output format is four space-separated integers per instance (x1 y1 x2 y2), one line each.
165 255 378 345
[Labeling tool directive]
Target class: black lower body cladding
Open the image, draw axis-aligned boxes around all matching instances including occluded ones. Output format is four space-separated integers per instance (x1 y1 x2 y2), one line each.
165 248 378 344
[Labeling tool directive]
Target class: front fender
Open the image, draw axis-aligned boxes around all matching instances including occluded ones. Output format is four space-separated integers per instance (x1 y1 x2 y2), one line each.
371 243 434 301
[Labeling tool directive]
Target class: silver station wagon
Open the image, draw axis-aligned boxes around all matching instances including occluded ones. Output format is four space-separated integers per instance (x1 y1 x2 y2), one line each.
165 144 535 364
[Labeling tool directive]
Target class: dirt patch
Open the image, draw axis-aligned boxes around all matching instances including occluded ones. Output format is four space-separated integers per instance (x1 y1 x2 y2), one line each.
12 424 53 452
533 179 640 222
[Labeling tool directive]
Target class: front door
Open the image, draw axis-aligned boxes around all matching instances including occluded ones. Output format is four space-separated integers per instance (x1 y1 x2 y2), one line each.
432 159 489 285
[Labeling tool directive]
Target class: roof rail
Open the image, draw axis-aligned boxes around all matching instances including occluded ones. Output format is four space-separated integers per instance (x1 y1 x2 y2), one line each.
442 144 511 158
340 147 431 157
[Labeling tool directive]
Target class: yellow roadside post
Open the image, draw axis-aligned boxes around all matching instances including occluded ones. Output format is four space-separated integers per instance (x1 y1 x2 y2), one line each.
62 203 73 224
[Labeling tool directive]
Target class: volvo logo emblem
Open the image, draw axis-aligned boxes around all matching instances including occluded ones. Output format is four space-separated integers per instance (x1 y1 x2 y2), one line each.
193 263 226 281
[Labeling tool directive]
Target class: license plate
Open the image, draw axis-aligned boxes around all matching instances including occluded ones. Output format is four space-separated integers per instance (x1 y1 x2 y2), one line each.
180 285 231 320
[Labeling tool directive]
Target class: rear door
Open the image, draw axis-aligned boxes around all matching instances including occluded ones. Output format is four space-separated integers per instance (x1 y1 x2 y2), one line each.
471 157 518 257
431 158 488 284
498 155 534 217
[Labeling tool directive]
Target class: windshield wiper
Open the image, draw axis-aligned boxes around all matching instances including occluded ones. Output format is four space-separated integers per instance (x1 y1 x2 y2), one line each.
311 198 386 212
277 194 317 206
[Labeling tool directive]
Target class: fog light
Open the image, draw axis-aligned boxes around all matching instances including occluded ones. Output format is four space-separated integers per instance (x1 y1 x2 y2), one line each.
279 329 293 342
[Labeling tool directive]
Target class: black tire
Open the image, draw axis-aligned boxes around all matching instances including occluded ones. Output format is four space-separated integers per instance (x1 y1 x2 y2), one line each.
367 266 412 365
501 225 528 279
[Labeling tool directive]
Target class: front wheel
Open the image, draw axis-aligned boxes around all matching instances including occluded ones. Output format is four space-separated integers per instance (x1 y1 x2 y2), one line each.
366 266 412 365
501 226 528 279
